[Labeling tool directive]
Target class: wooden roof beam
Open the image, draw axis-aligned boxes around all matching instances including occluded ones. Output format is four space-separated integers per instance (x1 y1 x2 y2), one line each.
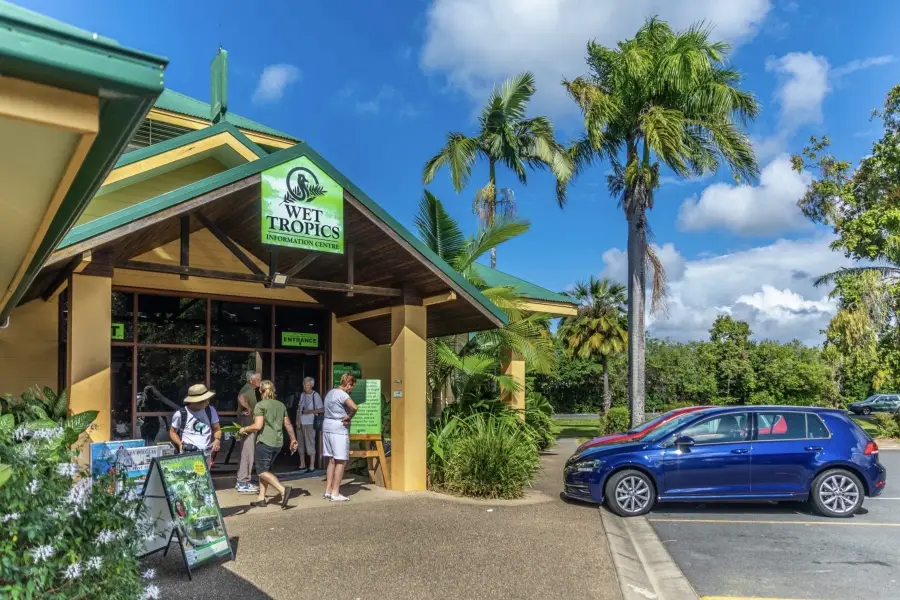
41 250 92 301
195 211 264 276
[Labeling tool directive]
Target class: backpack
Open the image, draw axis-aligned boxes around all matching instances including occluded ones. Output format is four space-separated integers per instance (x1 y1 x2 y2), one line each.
177 406 213 439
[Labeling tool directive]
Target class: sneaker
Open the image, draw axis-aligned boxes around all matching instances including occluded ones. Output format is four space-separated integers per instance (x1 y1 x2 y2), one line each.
236 483 258 494
330 494 350 503
323 492 332 500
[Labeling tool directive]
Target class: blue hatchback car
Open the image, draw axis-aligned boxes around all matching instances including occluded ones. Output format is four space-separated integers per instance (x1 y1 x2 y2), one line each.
564 406 886 518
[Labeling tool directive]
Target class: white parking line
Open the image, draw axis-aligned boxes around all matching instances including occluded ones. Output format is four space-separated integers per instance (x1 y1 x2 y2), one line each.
869 497 900 500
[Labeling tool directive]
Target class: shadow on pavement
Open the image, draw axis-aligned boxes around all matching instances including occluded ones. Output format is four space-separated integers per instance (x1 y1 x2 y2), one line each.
651 500 869 518
558 492 601 510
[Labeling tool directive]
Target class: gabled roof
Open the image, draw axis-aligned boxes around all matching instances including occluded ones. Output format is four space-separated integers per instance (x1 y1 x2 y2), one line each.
154 89 300 143
471 263 574 305
54 141 508 328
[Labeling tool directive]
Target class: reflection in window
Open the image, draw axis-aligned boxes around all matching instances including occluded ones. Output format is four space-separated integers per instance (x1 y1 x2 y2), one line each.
138 294 206 345
681 414 749 444
275 306 326 350
210 351 260 412
111 291 135 342
211 301 271 348
137 348 205 413
274 353 320 420
111 346 133 439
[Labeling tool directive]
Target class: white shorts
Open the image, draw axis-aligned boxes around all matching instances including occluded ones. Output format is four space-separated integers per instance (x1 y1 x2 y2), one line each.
322 431 349 461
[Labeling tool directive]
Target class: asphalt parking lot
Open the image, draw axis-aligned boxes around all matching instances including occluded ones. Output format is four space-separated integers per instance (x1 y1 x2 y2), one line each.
648 450 900 600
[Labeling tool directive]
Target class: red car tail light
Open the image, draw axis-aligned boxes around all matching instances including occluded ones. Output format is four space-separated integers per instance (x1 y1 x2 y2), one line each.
865 441 879 455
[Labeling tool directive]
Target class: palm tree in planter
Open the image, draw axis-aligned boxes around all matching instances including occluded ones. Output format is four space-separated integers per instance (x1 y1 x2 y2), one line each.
558 277 627 414
561 17 759 427
422 71 573 268
415 190 556 415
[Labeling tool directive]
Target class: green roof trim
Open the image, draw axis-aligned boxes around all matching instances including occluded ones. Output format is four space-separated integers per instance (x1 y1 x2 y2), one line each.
58 143 508 326
0 1 167 321
115 122 266 169
472 264 574 305
154 89 301 142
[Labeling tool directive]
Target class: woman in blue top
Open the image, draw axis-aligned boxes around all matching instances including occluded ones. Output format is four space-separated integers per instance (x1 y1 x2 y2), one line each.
322 373 358 502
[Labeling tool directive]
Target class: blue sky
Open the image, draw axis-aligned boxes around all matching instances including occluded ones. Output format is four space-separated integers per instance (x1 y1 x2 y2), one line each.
18 0 900 343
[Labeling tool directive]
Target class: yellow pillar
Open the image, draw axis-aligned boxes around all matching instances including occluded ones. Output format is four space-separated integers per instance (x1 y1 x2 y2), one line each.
390 299 427 491
501 349 526 413
67 272 111 441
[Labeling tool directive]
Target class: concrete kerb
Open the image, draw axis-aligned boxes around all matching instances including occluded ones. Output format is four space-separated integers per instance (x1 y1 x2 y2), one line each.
600 507 699 600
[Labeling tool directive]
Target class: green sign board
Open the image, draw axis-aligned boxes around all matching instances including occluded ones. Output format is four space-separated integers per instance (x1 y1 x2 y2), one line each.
349 379 382 435
281 331 319 348
111 323 125 340
157 453 232 569
261 156 344 254
332 362 362 387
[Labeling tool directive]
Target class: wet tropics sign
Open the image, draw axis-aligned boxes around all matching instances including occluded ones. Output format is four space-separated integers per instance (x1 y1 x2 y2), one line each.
261 156 344 254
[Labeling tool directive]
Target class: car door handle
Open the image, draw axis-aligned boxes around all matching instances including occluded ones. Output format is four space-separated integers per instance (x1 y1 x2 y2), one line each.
731 449 749 454
805 446 823 452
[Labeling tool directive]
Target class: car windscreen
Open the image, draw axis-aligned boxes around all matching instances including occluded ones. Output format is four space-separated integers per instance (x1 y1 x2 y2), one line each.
627 411 672 434
641 410 712 443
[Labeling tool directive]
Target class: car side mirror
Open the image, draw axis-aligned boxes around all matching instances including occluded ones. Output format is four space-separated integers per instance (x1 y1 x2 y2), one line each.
674 436 695 449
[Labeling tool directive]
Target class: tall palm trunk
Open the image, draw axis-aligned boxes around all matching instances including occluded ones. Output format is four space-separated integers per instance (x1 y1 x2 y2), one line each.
601 358 612 414
626 184 648 429
488 160 497 268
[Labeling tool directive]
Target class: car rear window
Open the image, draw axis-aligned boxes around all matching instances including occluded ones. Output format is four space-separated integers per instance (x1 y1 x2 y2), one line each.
806 414 830 439
756 412 830 440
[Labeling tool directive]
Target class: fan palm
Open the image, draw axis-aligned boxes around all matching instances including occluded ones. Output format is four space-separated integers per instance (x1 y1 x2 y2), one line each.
559 277 628 414
422 72 573 268
561 17 759 426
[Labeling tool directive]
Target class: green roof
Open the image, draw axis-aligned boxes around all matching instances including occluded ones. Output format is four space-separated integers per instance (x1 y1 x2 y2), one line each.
154 89 300 142
114 121 266 169
0 1 167 321
58 143 507 327
471 264 574 304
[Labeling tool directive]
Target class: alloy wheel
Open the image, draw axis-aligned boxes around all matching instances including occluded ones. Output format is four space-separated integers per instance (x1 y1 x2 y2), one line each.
614 475 651 513
819 474 860 515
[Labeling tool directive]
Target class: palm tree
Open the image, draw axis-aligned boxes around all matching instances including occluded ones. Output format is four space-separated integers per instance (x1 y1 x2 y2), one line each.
559 277 628 414
415 190 557 414
561 17 759 427
422 72 573 268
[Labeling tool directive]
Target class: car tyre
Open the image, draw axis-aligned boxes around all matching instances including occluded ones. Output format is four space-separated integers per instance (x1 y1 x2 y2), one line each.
862 407 871 415
605 469 656 517
810 469 864 518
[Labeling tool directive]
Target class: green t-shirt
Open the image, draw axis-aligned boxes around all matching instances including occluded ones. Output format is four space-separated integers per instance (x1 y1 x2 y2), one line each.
253 398 286 448
239 383 260 425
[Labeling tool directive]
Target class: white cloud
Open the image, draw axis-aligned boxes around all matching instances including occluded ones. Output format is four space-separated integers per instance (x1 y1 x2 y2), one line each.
676 155 811 236
765 52 831 130
421 0 772 114
600 235 851 345
341 84 421 118
832 55 896 78
252 64 301 105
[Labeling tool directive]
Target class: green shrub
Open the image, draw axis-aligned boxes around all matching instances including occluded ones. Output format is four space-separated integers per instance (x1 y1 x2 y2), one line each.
524 393 557 451
426 413 463 489
443 414 540 499
598 406 630 435
661 401 694 412
0 392 160 599
872 413 900 439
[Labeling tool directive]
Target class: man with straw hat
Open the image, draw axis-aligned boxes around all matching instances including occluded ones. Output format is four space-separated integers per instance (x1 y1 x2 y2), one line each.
169 383 222 467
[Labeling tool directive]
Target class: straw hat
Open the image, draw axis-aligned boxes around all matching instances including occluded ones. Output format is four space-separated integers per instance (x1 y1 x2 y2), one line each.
184 383 215 404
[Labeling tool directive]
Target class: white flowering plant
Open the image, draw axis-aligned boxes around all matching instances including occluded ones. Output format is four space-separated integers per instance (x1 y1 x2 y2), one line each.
0 393 162 600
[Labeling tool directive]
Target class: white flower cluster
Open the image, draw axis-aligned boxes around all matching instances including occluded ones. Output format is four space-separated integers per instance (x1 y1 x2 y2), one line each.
13 425 31 441
63 562 82 580
1 512 20 524
27 479 41 494
120 487 141 502
65 477 91 510
30 545 55 562
31 427 63 441
86 556 103 571
57 462 79 477
18 443 36 459
142 568 156 580
140 584 161 600
96 529 128 544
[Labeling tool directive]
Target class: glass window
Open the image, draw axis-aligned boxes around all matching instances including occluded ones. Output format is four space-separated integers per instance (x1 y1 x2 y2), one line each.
806 414 830 439
680 413 749 444
210 351 262 412
274 353 321 421
136 348 205 413
111 346 134 440
274 306 326 350
757 412 807 440
211 300 271 348
137 294 206 345
111 291 134 342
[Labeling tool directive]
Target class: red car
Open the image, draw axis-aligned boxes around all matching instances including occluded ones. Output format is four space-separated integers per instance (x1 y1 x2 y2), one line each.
576 406 713 453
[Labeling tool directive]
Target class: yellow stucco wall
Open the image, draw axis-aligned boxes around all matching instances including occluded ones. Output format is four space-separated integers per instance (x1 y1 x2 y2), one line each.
0 297 58 396
76 158 226 225
330 315 390 393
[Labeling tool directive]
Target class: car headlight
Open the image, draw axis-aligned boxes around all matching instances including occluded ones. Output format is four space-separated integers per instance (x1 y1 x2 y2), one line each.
574 458 603 472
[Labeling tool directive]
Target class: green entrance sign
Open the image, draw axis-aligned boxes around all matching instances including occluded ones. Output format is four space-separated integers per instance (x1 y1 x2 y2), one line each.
349 379 381 435
261 155 344 254
111 323 125 340
332 362 362 387
281 331 318 348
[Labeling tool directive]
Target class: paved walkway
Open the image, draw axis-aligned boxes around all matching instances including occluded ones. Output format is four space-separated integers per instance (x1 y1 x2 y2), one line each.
149 438 621 599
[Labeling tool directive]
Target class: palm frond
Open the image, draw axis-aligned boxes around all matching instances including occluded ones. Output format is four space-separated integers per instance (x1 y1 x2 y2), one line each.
422 132 480 191
452 217 530 273
415 190 465 263
814 265 900 287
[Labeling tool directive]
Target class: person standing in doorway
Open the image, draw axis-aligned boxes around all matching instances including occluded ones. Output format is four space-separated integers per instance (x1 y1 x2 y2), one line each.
235 371 261 494
239 380 297 509
322 373 358 502
169 384 222 467
297 377 323 473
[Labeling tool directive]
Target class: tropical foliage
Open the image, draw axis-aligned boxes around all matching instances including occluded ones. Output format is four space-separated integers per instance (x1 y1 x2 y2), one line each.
560 17 759 427
422 72 572 268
